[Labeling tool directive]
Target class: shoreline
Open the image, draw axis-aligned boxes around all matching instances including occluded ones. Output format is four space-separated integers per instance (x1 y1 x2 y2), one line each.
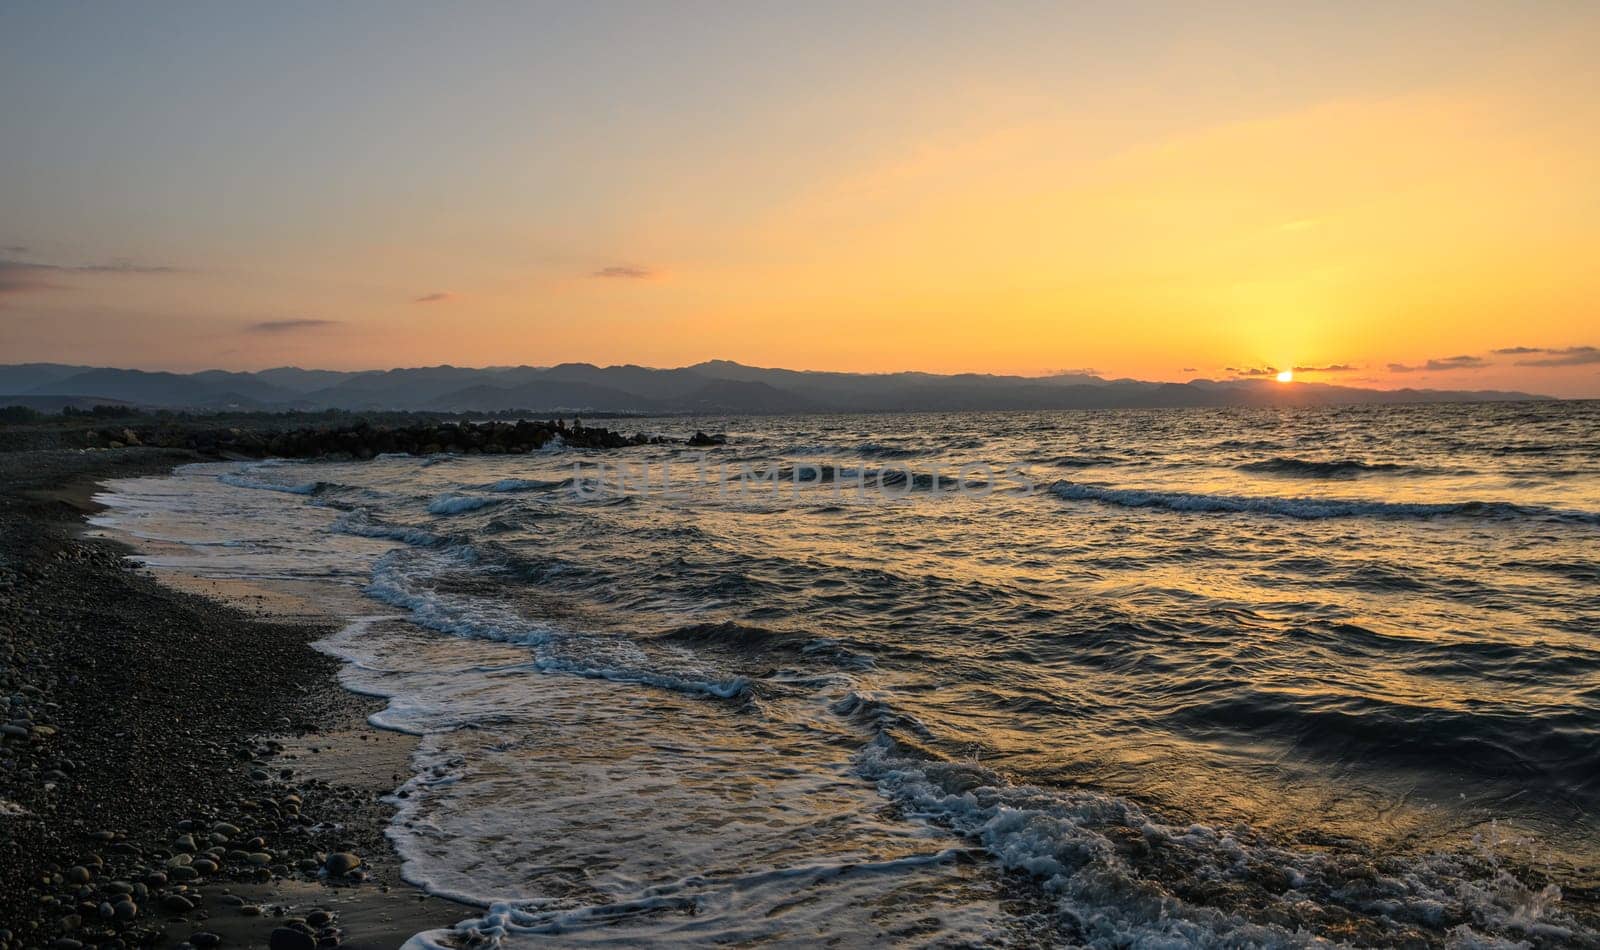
0 448 464 949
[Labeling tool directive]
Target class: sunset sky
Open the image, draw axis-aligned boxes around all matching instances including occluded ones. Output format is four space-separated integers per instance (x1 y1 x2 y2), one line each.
2 2 1597 395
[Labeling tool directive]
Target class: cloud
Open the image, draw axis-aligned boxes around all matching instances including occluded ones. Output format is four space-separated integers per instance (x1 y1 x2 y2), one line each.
1225 366 1279 377
0 260 64 296
1387 355 1489 373
1291 364 1358 373
74 260 179 274
592 265 655 279
1513 345 1600 367
1492 346 1544 355
413 291 456 303
0 255 180 298
246 319 340 333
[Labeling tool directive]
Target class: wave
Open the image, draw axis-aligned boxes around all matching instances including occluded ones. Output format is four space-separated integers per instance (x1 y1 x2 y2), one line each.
655 621 878 670
218 471 326 495
857 442 923 459
331 510 444 547
1238 456 1407 478
1051 453 1128 468
530 655 750 701
364 553 749 704
772 442 924 459
426 494 502 515
857 739 1589 947
1048 480 1600 524
478 477 565 493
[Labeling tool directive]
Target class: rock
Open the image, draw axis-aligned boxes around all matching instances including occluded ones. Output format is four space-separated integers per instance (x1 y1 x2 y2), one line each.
305 910 334 927
323 852 361 877
269 927 317 950
189 932 222 947
687 431 727 447
114 900 138 921
64 866 91 884
191 858 219 876
161 894 194 914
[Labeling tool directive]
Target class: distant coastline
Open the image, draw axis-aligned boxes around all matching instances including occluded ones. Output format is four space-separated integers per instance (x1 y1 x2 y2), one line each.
0 360 1553 415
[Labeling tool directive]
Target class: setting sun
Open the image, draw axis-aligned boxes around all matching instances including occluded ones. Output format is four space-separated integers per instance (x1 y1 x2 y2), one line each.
1276 370 1294 383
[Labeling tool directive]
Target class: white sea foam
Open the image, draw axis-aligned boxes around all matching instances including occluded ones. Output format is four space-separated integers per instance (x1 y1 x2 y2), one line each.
218 470 322 494
856 739 1586 947
331 511 442 547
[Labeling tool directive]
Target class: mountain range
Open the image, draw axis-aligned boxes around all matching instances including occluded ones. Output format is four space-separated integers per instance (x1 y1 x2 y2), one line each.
0 361 1547 414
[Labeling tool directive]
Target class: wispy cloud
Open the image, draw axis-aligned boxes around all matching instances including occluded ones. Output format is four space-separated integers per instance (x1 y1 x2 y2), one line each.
246 318 340 333
0 255 180 298
0 260 64 296
1225 366 1279 377
1387 355 1488 373
592 265 655 280
1512 345 1600 367
1292 363 1358 373
413 291 456 303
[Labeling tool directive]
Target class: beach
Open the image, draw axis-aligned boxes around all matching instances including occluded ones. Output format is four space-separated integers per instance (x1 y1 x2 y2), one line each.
6 401 1599 948
0 447 461 949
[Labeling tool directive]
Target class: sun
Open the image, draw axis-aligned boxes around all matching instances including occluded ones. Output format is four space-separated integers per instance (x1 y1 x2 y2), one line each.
1276 369 1294 383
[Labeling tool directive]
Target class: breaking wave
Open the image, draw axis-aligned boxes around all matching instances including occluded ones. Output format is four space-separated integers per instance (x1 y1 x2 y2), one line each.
1049 480 1600 524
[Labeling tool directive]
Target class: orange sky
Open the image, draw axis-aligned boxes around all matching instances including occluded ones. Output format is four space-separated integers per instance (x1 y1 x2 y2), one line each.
2 4 1597 395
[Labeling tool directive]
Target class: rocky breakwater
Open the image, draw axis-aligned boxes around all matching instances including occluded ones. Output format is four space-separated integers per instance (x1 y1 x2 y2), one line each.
91 418 664 460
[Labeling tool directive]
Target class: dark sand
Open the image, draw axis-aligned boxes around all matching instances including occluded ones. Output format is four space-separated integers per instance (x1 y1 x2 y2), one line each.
0 448 465 948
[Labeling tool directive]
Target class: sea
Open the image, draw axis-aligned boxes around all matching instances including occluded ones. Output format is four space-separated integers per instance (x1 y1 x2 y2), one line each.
90 402 1600 948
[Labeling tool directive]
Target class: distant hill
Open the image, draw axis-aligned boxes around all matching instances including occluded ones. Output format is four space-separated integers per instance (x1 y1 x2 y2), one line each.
0 360 1549 414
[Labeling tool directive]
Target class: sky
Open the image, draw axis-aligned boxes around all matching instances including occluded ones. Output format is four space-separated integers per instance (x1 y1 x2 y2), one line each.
2 2 1597 395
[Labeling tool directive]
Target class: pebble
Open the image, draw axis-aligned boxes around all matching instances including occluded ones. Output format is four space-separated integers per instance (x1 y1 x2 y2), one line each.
161 894 195 914
323 852 361 877
189 932 222 947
